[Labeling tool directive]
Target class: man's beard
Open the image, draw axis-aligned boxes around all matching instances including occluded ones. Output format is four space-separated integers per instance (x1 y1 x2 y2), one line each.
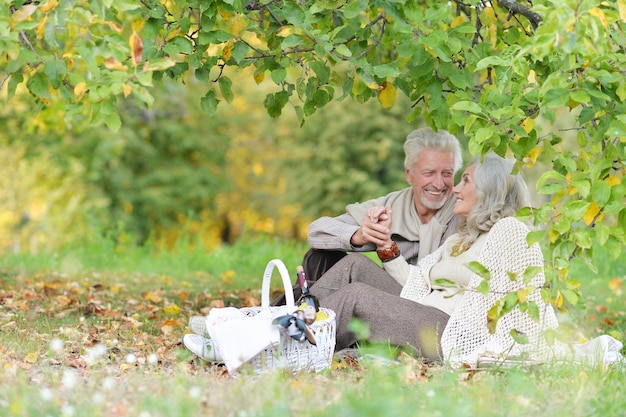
420 188 450 210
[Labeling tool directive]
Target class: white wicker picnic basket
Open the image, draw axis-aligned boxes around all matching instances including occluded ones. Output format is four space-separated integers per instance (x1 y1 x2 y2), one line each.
239 259 336 374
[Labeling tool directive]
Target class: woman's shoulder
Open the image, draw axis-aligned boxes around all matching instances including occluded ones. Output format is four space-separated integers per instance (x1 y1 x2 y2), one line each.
491 216 531 234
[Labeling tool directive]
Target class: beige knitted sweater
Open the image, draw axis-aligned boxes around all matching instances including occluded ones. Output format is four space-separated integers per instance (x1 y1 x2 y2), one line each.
388 217 560 367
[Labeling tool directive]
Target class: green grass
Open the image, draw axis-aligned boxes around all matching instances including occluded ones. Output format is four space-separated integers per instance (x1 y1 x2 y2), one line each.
0 236 624 417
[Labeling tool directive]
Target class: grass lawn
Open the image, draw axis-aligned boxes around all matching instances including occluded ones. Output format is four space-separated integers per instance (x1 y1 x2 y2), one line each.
0 235 624 417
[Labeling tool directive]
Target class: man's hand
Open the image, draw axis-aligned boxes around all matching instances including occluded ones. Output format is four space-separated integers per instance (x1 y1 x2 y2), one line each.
350 205 393 248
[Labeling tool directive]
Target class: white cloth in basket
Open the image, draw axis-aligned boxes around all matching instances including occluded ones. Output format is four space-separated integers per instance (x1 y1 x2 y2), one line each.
206 307 281 373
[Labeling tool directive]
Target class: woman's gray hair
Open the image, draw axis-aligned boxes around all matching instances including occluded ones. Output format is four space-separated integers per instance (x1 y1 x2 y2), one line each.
456 153 531 248
403 127 463 173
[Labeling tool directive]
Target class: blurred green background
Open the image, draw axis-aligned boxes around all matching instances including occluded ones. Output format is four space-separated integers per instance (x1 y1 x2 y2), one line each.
1 70 446 253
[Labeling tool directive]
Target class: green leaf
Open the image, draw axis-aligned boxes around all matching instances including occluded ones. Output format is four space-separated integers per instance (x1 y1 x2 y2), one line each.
563 200 590 221
200 90 219 114
264 91 291 118
591 179 611 206
432 278 460 288
475 280 490 296
560 288 579 306
7 72 23 100
26 71 50 99
502 291 519 314
334 44 352 58
510 328 529 344
450 101 483 114
536 171 566 194
525 301 540 322
526 230 544 246
372 63 400 78
75 46 102 77
198 29 234 42
475 56 508 71
466 261 491 280
271 68 287 84
522 267 542 284
163 36 194 55
569 89 590 104
218 76 233 103
104 112 122 132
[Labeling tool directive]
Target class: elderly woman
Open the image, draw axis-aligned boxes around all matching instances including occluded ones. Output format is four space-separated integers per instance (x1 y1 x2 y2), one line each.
308 153 559 366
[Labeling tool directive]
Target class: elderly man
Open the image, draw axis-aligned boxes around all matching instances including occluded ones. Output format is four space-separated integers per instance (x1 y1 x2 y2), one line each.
269 128 463 307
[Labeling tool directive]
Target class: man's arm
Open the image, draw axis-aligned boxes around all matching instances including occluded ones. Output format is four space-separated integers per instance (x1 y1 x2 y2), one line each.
307 213 377 252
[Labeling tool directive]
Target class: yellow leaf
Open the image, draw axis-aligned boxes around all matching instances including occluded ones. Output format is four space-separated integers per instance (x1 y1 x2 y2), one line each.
548 229 559 243
120 363 134 372
165 27 181 41
131 19 144 33
74 82 88 99
104 58 128 71
524 146 541 167
521 117 534 133
450 15 466 28
378 81 396 109
608 278 622 294
619 0 626 22
35 15 48 39
10 4 37 24
163 303 181 316
129 32 143 66
583 201 601 225
218 6 232 21
230 15 247 35
252 162 264 176
556 290 563 308
222 41 233 61
24 352 39 364
605 175 620 186
122 83 132 98
39 0 59 13
276 26 294 37
253 71 265 84
517 286 536 303
143 290 162 303
588 8 608 28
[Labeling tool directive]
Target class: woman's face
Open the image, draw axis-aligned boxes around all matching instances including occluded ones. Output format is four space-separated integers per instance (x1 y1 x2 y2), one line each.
453 164 478 217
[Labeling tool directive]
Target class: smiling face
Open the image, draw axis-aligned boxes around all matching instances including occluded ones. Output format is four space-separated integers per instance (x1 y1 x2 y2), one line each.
405 149 456 218
453 164 479 217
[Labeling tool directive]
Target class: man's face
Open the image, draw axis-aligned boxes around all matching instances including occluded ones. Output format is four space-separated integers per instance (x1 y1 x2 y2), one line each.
405 149 456 213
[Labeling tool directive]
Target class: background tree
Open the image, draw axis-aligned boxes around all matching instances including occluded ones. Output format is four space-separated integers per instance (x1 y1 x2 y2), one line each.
2 0 626 318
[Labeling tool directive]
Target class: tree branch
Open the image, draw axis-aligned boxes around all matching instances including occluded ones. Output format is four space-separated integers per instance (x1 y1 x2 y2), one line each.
497 0 543 30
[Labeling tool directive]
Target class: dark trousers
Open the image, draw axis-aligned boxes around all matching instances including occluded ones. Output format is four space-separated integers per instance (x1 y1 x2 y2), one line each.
270 248 347 306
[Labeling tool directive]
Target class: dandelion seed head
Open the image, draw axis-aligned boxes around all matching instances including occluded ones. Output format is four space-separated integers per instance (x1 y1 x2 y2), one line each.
92 392 105 404
84 343 108 365
102 376 115 391
40 388 54 400
61 404 76 416
50 339 64 352
189 386 201 398
62 369 77 390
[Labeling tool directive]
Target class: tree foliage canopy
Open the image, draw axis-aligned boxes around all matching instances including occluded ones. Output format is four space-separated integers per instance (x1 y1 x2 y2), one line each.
2 0 626 312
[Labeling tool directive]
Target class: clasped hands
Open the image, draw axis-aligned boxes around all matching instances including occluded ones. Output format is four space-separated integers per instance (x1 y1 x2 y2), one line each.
350 205 394 250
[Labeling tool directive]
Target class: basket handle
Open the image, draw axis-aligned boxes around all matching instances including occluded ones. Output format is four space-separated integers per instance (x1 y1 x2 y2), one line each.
261 259 295 309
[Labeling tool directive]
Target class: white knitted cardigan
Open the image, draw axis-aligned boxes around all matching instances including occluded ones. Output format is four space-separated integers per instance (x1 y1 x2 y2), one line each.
399 217 561 367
